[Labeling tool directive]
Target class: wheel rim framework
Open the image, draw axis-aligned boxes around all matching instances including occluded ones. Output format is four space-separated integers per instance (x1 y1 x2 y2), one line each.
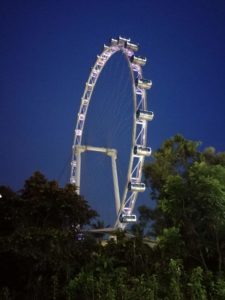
70 37 153 229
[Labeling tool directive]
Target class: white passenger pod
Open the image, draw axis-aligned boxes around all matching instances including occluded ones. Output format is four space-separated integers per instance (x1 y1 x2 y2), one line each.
110 38 118 46
70 176 76 184
134 146 152 156
118 36 130 46
81 98 89 105
130 55 147 66
86 82 93 90
103 44 110 50
126 41 139 52
71 160 76 167
119 214 137 223
128 182 146 192
136 110 154 121
136 78 152 90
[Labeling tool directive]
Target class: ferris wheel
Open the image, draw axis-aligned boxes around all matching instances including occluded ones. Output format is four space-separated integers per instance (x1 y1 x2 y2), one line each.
70 37 154 229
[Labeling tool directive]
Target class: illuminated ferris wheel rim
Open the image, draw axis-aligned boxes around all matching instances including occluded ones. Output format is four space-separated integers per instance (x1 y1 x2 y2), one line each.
70 36 154 229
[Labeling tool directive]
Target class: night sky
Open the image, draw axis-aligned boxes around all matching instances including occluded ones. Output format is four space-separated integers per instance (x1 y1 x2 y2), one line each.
1 0 225 224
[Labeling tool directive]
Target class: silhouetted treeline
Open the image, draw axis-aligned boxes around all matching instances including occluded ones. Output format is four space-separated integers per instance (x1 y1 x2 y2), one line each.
1 135 225 299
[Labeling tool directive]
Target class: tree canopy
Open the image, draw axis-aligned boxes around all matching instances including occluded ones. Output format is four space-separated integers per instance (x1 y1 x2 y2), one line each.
143 135 225 274
0 172 97 299
1 136 225 299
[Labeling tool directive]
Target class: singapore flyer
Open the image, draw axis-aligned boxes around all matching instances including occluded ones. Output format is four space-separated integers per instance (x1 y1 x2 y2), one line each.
70 37 154 229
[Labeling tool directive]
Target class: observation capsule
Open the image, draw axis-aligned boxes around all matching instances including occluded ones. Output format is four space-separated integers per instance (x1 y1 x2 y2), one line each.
71 160 77 167
134 145 152 156
110 38 118 46
136 78 152 90
70 177 76 184
75 129 82 136
119 214 137 223
118 36 130 46
81 98 89 105
103 44 110 50
86 82 93 89
136 110 154 121
78 113 85 121
125 41 139 52
128 182 146 192
130 55 147 66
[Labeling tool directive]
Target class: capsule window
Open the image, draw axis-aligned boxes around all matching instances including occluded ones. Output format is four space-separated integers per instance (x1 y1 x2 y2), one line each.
130 55 147 66
126 42 139 52
118 36 130 46
110 38 118 46
134 146 152 156
136 110 154 121
128 182 146 192
136 79 152 89
119 213 137 223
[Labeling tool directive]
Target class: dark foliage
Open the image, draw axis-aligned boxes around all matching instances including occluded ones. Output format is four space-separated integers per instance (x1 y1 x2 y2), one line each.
0 172 97 299
1 136 225 299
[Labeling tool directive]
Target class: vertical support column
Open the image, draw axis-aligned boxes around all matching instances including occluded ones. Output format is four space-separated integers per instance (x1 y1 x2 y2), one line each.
111 154 121 215
75 148 82 195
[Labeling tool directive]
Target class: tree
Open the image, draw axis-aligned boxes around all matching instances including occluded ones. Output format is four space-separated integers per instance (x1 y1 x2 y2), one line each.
0 171 97 299
143 135 225 273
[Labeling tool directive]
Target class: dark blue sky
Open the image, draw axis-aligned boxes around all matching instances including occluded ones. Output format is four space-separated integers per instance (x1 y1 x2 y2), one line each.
1 0 225 223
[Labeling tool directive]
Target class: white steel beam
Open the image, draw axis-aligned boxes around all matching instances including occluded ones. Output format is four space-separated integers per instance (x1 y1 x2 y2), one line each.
75 151 81 195
75 145 121 215
110 155 121 215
